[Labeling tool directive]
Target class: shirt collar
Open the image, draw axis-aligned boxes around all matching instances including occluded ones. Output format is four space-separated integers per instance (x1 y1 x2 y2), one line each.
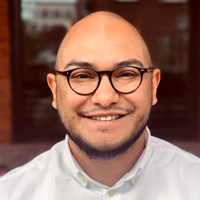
63 127 153 188
122 127 153 185
63 137 90 187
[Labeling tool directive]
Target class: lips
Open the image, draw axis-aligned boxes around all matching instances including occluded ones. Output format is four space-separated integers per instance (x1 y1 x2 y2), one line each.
79 109 132 122
90 115 122 121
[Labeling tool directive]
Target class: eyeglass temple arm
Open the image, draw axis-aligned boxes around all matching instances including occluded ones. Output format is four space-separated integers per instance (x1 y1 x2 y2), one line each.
146 67 153 72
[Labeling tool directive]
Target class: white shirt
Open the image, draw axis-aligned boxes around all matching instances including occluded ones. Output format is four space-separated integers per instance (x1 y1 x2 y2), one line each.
1 128 200 200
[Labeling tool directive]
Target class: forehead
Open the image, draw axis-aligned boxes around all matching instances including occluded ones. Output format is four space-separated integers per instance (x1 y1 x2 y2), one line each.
57 16 147 70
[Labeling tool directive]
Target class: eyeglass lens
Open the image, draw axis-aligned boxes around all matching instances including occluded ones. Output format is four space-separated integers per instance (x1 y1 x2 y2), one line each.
69 67 141 94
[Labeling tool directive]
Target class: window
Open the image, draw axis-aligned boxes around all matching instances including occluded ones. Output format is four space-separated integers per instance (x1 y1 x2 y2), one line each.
10 0 200 142
53 11 60 18
66 11 72 18
41 10 48 18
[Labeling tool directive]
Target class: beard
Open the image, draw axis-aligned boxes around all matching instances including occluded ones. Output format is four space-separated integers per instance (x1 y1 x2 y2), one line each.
57 103 151 160
67 114 149 160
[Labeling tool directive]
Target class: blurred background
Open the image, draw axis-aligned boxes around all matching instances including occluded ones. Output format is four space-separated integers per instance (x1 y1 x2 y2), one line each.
0 0 200 174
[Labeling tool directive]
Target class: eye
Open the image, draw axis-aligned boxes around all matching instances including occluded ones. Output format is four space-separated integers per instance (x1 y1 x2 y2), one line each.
113 67 140 79
73 73 91 79
120 72 137 77
70 69 97 81
117 71 139 78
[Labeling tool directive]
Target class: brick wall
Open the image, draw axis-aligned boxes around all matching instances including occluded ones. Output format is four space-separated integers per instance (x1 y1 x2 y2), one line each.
0 0 12 143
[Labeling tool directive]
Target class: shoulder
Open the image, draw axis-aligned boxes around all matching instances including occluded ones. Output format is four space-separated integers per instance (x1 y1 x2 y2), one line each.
138 135 200 198
151 136 200 161
150 136 200 174
0 140 65 187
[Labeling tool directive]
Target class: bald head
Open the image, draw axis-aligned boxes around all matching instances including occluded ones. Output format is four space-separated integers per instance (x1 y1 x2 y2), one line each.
56 11 152 70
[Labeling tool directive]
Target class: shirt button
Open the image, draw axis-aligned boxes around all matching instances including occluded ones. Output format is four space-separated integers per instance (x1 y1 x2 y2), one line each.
108 190 115 197
83 176 89 182
134 175 138 180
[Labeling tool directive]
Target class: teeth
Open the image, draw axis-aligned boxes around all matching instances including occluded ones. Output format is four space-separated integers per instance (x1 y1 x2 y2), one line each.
91 115 120 121
106 116 112 120
101 116 106 121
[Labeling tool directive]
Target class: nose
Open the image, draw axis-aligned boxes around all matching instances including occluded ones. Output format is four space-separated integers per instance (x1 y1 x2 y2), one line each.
91 75 120 107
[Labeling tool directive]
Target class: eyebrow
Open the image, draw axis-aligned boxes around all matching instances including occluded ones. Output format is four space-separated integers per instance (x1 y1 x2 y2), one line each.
64 60 93 70
115 59 143 68
64 58 143 70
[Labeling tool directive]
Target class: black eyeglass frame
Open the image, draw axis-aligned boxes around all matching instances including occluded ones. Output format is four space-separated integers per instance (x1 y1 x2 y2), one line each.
55 66 153 95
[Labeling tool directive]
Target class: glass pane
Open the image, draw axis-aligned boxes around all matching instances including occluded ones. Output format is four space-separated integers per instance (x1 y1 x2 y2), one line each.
19 0 195 142
140 3 191 139
20 0 80 141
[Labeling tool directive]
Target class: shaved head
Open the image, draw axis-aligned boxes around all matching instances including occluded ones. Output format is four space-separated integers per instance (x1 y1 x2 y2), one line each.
55 11 152 70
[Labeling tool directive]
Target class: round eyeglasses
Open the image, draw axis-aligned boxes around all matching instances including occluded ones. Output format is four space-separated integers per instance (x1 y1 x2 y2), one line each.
55 66 153 95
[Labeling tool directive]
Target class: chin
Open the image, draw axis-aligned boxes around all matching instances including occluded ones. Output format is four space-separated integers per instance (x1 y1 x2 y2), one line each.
66 119 147 160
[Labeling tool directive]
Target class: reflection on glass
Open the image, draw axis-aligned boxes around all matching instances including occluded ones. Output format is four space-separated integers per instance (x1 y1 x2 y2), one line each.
19 0 192 141
21 0 80 140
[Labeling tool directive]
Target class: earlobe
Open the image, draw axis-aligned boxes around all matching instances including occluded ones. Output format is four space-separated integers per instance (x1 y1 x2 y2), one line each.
47 73 57 109
152 69 161 106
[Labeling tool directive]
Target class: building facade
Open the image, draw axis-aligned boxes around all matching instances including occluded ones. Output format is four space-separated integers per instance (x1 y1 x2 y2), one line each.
0 0 12 143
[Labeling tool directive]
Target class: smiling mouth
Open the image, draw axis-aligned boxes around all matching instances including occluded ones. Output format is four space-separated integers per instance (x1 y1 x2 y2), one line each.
88 115 124 121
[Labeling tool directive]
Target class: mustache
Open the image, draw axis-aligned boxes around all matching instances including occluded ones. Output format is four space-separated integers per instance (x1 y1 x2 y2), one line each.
77 105 134 115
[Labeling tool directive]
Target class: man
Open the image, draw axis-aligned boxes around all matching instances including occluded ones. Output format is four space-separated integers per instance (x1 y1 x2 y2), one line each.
0 11 200 200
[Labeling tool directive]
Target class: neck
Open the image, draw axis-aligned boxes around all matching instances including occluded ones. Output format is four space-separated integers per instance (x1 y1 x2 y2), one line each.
68 133 146 187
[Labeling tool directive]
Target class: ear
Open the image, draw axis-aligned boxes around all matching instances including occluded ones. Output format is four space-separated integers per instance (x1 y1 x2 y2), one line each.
152 69 161 106
47 73 57 109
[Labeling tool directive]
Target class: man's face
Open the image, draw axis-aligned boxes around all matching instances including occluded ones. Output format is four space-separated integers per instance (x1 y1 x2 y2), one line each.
48 16 160 159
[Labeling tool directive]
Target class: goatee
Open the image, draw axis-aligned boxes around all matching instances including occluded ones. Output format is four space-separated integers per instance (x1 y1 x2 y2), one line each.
66 115 148 160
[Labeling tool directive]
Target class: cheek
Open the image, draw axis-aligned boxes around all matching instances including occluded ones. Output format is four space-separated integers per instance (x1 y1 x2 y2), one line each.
57 85 89 114
140 78 153 101
125 83 152 109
